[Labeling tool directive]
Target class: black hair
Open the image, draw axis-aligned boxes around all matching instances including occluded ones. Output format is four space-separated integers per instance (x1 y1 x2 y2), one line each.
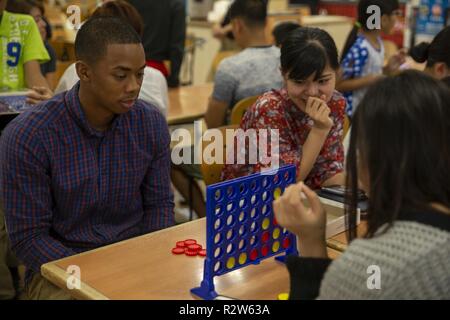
75 16 141 65
341 0 400 62
442 76 450 88
228 0 268 28
409 26 450 68
345 70 450 240
281 27 339 81
272 21 301 47
6 0 33 14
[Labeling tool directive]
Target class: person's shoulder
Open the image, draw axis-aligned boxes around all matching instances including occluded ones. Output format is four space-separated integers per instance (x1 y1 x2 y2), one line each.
328 91 346 113
246 89 286 118
4 11 34 24
144 66 165 80
4 11 36 32
343 36 369 59
130 99 166 123
2 94 66 142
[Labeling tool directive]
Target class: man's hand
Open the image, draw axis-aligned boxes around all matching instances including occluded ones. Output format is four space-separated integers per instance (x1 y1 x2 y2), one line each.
26 86 53 105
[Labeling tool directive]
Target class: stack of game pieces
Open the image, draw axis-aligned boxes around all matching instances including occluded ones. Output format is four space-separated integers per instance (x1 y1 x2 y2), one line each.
171 239 207 257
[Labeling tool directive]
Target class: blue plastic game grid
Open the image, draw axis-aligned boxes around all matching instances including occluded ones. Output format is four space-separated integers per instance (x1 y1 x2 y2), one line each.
191 165 298 300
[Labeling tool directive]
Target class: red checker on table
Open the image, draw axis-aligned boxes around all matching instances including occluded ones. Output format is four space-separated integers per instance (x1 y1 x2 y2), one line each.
187 244 202 252
185 250 198 256
176 241 186 248
184 239 197 246
171 247 185 255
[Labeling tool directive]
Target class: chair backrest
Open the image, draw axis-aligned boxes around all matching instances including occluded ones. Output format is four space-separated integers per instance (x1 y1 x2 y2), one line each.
200 124 239 186
230 95 259 125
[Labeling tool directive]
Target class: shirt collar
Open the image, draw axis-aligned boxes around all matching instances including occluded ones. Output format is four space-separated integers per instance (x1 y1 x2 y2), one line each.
64 82 123 137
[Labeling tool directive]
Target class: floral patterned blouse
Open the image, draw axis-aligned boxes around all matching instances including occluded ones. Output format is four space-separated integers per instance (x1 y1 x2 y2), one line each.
220 88 345 189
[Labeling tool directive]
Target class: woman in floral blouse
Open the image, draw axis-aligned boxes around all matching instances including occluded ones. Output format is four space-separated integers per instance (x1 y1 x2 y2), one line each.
221 27 346 189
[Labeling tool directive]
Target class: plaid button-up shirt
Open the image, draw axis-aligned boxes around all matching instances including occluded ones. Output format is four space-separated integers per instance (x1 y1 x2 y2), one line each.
0 83 174 283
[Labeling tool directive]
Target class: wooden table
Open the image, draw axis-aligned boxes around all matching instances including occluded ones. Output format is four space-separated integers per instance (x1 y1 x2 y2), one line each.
167 83 212 125
41 218 341 300
327 221 367 252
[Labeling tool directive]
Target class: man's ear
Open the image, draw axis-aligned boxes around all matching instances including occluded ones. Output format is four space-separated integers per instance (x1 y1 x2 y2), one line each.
75 61 91 82
232 18 244 35
433 62 449 79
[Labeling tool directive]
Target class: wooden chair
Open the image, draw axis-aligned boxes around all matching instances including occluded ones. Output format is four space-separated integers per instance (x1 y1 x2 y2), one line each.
230 95 259 125
200 124 239 186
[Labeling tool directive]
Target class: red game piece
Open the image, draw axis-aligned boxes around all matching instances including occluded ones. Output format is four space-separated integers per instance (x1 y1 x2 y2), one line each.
171 247 185 255
185 250 198 256
176 241 186 248
198 249 206 256
262 231 270 243
261 245 269 256
250 249 258 261
187 244 202 252
282 237 291 249
184 239 197 246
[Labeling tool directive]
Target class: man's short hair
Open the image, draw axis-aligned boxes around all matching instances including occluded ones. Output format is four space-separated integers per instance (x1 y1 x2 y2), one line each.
228 0 268 28
75 16 141 65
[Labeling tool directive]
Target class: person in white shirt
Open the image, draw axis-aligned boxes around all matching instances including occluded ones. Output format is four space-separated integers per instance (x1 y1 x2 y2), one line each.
54 0 169 116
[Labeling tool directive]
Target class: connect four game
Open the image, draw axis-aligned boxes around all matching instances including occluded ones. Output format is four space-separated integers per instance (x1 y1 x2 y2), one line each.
191 165 298 300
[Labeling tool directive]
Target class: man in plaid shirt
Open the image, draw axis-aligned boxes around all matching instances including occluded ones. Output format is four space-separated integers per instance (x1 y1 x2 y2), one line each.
0 17 174 299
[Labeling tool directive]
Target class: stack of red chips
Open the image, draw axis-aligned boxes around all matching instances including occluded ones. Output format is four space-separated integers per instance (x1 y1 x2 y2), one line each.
171 239 206 257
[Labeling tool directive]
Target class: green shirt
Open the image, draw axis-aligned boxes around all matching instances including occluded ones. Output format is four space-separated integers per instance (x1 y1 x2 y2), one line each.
0 11 50 91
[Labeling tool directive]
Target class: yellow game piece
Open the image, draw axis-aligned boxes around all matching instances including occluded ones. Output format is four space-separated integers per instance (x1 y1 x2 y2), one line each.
274 187 282 199
278 293 289 300
262 218 270 230
239 253 247 265
272 241 280 252
272 228 280 239
226 257 236 269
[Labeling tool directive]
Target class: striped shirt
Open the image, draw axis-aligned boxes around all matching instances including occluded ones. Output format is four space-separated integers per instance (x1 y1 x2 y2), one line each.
0 83 174 283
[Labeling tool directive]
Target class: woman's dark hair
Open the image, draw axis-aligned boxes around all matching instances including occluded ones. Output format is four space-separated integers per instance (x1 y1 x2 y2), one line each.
92 0 144 37
345 70 450 240
409 26 450 68
272 21 301 47
341 0 400 62
281 27 339 81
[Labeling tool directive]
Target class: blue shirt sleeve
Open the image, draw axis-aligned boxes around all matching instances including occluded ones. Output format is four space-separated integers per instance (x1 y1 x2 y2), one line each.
341 42 369 80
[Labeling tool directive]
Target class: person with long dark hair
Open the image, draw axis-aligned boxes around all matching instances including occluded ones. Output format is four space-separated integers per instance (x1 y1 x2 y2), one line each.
274 70 450 299
410 26 450 81
337 0 405 117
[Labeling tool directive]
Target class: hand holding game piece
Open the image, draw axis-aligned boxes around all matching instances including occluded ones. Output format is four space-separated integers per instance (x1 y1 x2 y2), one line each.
273 181 328 258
